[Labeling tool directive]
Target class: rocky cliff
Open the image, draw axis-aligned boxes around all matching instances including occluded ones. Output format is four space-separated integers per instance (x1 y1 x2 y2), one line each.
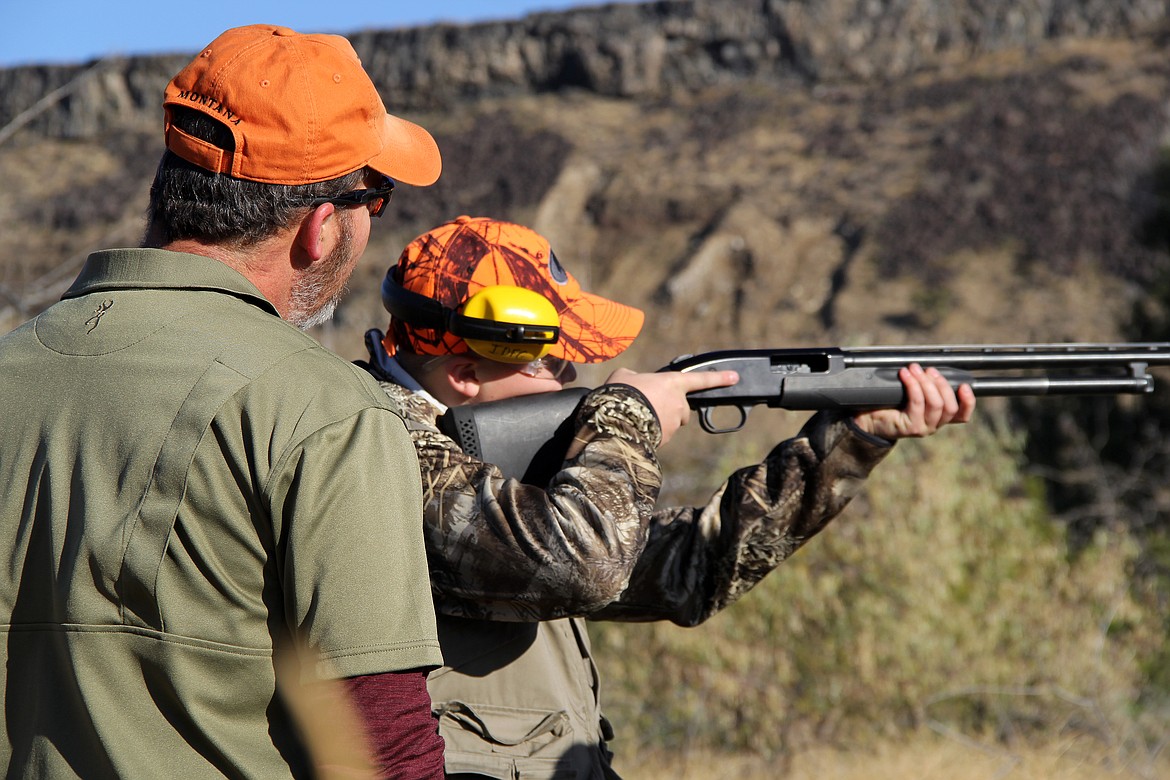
2 0 1167 138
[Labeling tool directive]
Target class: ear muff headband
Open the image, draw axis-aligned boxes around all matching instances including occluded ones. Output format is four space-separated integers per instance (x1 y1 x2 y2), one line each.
381 271 561 358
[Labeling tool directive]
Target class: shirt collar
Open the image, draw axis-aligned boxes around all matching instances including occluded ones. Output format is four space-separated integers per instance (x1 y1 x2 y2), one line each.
63 248 279 316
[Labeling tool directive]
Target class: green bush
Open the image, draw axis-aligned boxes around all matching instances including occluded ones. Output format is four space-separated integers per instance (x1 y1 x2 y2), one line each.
591 417 1165 761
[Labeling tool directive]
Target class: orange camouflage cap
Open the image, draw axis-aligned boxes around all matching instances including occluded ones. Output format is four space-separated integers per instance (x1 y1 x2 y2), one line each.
163 24 441 186
384 216 644 363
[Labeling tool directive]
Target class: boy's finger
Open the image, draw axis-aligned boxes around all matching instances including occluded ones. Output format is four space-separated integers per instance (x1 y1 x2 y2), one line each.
679 370 739 392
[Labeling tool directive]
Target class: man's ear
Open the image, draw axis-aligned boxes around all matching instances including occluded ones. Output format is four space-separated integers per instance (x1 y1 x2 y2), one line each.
292 204 339 268
444 356 484 402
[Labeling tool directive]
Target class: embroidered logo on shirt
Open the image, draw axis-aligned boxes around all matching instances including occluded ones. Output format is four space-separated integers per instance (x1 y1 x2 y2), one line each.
85 299 114 333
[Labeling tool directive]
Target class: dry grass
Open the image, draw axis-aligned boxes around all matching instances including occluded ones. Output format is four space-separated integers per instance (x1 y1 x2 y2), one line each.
618 732 1170 780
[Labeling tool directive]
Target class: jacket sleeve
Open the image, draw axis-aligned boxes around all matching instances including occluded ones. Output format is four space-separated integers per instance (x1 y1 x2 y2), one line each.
591 410 895 626
386 382 666 622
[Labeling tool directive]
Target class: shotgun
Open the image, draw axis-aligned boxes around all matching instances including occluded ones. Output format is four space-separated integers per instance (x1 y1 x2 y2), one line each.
437 343 1170 482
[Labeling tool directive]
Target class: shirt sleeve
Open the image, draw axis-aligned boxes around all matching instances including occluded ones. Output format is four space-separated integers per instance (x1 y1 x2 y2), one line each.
593 411 894 626
404 384 666 622
344 670 445 779
269 406 442 678
389 379 892 628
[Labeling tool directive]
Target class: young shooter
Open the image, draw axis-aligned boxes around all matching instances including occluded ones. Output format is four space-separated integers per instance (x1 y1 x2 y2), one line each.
360 215 974 778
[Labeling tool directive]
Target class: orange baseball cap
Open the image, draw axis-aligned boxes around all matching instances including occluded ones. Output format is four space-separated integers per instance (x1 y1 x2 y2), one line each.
163 24 441 186
384 216 644 363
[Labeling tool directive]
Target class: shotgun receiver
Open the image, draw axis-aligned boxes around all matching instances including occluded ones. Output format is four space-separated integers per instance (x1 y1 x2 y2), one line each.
437 343 1170 482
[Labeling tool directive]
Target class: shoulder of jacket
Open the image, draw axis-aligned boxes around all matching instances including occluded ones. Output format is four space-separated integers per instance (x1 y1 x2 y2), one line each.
372 379 442 431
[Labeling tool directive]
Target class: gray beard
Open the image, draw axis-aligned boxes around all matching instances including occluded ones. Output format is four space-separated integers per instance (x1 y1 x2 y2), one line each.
286 217 355 331
290 294 341 331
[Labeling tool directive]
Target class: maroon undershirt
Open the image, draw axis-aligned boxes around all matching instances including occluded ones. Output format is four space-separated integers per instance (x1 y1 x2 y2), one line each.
343 670 446 779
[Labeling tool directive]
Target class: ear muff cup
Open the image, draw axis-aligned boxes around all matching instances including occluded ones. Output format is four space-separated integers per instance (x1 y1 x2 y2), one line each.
460 286 560 363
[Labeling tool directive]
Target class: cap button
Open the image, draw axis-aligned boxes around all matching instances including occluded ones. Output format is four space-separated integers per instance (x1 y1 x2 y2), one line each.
454 215 472 224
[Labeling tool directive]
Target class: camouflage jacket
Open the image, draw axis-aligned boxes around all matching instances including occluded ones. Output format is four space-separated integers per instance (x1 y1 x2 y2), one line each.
373 372 895 626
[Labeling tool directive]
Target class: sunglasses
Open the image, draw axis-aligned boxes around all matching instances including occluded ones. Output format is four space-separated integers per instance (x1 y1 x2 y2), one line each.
306 175 395 218
518 355 573 380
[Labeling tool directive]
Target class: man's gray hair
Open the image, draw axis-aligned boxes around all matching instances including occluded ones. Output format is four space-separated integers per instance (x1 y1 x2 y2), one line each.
145 106 365 248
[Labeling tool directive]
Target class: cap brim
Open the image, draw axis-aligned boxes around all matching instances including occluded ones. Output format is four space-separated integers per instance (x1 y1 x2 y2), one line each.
370 114 442 187
553 291 644 363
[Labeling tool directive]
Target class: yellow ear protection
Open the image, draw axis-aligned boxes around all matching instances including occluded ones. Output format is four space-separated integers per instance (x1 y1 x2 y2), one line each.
381 271 561 363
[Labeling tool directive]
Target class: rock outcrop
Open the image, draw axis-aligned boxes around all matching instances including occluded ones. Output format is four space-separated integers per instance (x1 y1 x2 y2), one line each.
2 0 1167 140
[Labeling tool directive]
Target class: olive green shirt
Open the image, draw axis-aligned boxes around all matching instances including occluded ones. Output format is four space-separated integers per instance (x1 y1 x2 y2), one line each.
0 249 441 778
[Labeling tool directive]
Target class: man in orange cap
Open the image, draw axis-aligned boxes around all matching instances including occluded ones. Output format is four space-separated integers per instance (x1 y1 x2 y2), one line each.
360 215 975 778
0 25 445 778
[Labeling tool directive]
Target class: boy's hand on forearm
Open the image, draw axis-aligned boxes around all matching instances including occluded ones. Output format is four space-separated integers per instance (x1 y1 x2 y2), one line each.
852 363 976 440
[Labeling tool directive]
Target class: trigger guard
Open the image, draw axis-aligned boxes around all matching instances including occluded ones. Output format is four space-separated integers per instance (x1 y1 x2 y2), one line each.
698 405 747 434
